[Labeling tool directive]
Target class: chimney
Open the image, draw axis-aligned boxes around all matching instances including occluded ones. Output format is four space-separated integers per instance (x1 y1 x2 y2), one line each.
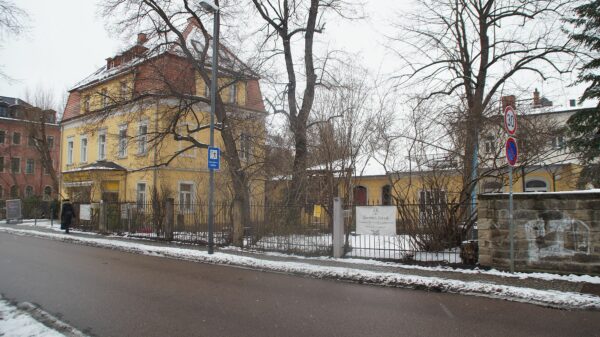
569 99 577 107
137 33 148 45
106 57 113 69
533 88 540 108
501 95 516 111
187 16 201 27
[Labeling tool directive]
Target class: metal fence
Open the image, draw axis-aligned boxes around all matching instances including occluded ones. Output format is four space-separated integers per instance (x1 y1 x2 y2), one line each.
64 199 475 265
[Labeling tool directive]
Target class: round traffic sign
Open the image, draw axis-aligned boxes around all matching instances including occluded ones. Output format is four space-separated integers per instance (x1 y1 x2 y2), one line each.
505 137 518 166
504 106 517 135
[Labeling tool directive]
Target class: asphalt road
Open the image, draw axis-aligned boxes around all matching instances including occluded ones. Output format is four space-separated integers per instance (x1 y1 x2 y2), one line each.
0 232 599 337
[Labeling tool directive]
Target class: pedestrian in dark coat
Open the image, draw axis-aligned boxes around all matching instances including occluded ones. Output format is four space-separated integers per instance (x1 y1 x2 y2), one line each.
60 199 75 234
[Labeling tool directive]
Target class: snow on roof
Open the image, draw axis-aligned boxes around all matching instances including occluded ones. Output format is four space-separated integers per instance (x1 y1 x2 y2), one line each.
71 20 257 91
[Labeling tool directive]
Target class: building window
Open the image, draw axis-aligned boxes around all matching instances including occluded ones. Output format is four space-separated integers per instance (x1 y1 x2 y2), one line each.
382 185 392 205
0 186 3 199
239 133 251 160
47 136 54 149
118 125 128 157
43 186 52 200
136 183 146 208
10 185 18 198
28 135 36 147
525 179 548 192
0 130 5 144
179 183 193 212
25 159 34 174
98 131 106 160
120 81 128 98
483 136 495 154
137 121 148 155
0 156 4 172
44 160 52 175
229 83 237 103
12 132 20 145
419 189 447 222
25 186 34 198
67 137 74 164
353 186 368 206
204 81 210 98
101 88 108 108
80 136 88 162
482 181 503 193
551 135 565 149
10 157 20 173
84 95 90 112
0 106 6 117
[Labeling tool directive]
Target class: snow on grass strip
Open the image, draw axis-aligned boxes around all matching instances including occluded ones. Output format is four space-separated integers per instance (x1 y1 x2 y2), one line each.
0 295 87 337
2 227 600 310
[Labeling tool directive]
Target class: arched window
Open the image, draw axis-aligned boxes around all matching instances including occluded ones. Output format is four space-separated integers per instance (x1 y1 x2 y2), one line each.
482 181 503 193
353 186 367 206
382 185 392 205
10 185 19 198
525 179 548 192
43 186 52 200
25 186 34 198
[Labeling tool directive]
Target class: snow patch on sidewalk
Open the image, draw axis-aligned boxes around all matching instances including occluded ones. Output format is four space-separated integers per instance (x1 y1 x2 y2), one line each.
0 297 64 337
2 226 600 310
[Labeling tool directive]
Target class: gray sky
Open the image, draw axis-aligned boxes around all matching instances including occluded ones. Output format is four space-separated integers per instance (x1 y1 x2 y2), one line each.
0 0 592 111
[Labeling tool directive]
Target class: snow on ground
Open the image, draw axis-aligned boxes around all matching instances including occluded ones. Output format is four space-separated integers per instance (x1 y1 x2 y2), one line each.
1 226 600 310
0 297 64 337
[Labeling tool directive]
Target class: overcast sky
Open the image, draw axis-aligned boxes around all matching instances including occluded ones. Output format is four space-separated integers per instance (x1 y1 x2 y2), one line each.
0 0 592 112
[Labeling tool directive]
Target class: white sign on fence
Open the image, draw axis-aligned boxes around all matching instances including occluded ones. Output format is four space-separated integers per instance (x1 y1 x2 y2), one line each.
5 199 22 223
79 204 91 221
356 206 397 235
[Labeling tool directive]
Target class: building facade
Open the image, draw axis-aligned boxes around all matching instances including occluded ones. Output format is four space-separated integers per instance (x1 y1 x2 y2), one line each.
0 96 60 200
60 21 266 205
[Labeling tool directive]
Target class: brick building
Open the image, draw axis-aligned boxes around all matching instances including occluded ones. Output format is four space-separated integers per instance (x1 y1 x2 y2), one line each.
0 96 60 200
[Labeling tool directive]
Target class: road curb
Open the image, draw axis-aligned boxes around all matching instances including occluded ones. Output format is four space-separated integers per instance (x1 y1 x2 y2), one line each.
2 226 600 311
15 302 89 337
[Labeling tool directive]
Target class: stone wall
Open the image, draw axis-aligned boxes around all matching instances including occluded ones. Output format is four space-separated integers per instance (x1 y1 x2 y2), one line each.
478 191 600 275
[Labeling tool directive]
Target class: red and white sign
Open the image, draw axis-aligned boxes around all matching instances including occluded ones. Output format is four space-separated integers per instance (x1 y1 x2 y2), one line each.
504 106 518 135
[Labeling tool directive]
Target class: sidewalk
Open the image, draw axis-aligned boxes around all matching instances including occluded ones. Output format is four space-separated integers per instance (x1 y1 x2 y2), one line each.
2 220 600 310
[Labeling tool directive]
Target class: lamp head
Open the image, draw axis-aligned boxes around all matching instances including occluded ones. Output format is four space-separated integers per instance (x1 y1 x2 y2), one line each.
199 0 219 12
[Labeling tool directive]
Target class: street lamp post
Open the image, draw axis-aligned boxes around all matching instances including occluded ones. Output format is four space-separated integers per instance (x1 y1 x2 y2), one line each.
200 0 219 254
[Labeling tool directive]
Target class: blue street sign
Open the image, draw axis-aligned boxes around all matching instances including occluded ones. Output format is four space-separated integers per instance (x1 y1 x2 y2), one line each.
207 146 220 170
505 137 518 166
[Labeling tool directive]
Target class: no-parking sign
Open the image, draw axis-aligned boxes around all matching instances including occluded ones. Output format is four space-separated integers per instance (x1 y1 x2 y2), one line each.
505 137 518 166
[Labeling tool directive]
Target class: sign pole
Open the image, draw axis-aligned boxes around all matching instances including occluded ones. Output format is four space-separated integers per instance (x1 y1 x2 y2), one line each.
509 165 514 273
207 7 220 255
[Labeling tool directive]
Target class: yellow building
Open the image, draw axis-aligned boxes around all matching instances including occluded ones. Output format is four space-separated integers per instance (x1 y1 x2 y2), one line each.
60 22 266 206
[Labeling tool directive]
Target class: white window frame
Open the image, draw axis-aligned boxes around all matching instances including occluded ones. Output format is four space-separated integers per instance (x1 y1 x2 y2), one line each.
10 157 20 174
25 158 34 174
80 135 88 163
177 123 196 158
66 136 74 165
525 179 548 193
98 130 107 160
137 120 148 155
136 182 147 209
118 124 128 158
178 182 194 213
239 133 252 161
229 83 237 104
25 185 34 198
43 186 52 200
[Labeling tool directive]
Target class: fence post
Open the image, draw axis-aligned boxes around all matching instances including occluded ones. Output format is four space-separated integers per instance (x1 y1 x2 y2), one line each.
165 198 174 241
333 197 344 258
99 201 107 233
233 200 243 247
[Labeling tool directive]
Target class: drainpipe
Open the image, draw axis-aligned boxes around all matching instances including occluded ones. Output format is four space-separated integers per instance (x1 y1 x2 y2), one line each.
153 98 159 194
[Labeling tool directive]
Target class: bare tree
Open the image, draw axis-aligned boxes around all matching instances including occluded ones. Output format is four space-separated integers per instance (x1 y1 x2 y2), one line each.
389 0 577 213
249 0 362 206
0 0 28 80
99 0 269 225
